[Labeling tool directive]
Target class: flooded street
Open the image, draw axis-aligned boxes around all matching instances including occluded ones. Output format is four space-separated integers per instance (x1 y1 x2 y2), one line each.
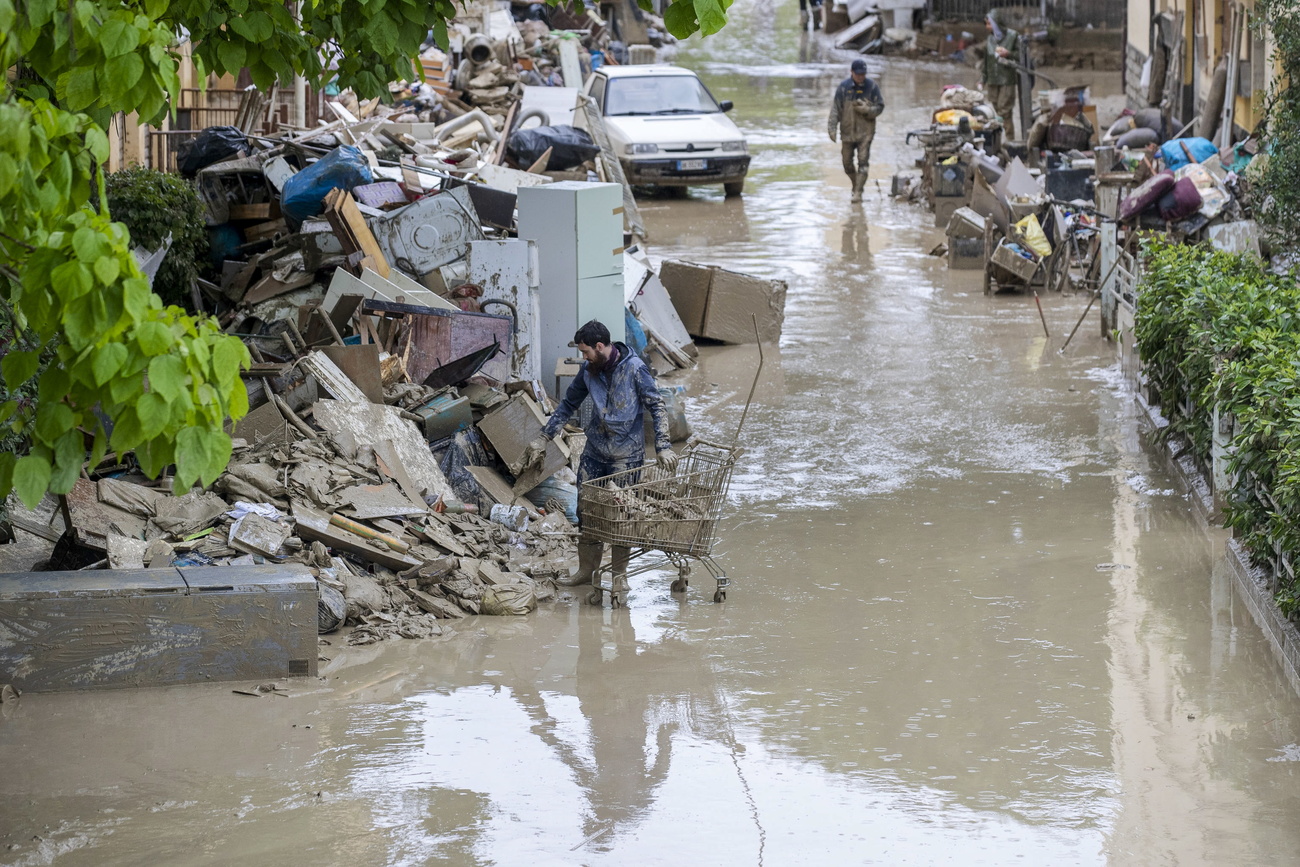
7 5 1300 865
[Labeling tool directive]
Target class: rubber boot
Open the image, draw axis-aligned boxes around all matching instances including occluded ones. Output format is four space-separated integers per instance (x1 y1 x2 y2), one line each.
610 545 631 607
560 538 603 587
799 8 809 29
851 171 867 203
813 7 821 29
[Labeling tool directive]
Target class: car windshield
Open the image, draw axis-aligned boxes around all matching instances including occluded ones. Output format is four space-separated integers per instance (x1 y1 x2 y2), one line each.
603 75 721 116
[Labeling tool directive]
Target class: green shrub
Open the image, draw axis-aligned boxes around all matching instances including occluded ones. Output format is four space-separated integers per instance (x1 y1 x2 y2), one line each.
103 166 210 309
1135 237 1300 613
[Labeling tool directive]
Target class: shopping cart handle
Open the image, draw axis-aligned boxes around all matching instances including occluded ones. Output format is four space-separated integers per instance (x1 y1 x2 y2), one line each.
687 437 742 453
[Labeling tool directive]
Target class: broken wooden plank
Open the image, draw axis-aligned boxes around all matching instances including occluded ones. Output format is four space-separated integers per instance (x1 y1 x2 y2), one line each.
292 503 422 571
323 188 390 278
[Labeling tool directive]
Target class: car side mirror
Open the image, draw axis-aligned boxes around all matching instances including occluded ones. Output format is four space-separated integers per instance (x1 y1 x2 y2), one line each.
720 100 734 113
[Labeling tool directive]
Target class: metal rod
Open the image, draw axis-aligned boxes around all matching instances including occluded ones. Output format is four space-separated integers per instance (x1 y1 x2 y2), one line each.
734 314 765 444
1033 289 1050 338
1060 252 1126 352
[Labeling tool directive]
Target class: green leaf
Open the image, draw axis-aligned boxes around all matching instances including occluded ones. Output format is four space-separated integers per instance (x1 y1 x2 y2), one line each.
105 53 146 96
1 350 40 389
216 39 246 73
0 453 15 500
91 342 128 386
49 429 85 494
93 255 121 286
663 1 699 38
100 18 140 57
174 425 205 489
136 320 172 355
211 335 245 387
694 0 729 35
34 402 74 444
136 391 171 440
147 355 186 401
71 225 104 263
62 66 99 112
13 454 52 509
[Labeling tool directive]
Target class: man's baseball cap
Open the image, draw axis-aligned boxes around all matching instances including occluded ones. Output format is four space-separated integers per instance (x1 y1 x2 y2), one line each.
850 59 867 74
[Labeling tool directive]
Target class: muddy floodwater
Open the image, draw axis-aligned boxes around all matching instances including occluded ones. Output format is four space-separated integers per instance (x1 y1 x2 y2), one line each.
7 7 1300 867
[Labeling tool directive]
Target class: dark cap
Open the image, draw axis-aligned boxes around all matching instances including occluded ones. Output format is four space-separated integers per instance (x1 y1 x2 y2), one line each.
850 59 867 74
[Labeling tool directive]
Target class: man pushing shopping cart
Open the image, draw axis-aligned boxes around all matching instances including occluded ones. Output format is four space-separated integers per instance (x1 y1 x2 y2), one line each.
523 319 679 603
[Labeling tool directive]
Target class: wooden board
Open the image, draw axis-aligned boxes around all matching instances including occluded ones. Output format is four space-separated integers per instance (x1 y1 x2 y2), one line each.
323 188 390 278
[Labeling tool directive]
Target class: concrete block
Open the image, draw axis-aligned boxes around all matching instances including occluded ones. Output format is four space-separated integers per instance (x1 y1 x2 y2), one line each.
0 565 318 692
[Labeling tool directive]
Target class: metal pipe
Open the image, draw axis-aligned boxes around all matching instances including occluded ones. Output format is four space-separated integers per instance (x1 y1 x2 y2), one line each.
513 107 550 131
428 110 500 145
479 298 518 334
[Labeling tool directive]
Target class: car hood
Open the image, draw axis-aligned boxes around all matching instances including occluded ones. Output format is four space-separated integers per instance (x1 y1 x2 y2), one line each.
603 113 744 147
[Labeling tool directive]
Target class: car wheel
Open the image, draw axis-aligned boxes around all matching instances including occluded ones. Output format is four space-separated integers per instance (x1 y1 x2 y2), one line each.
724 181 744 197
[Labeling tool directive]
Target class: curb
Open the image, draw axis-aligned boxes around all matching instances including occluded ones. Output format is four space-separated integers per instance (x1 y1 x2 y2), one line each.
1135 393 1300 697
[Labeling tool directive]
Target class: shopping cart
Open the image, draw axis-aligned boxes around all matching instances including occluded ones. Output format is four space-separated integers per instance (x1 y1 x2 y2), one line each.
577 316 765 607
580 438 743 606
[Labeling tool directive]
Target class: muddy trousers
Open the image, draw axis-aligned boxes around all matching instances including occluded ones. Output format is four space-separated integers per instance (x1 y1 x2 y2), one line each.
572 450 642 592
576 538 631 592
841 137 873 179
986 84 1017 140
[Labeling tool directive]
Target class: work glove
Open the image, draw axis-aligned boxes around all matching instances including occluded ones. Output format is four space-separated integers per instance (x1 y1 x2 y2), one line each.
656 449 679 473
829 129 837 143
522 436 548 469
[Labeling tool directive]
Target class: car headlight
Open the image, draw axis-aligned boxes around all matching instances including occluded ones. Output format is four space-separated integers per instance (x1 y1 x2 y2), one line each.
722 141 748 153
625 143 659 155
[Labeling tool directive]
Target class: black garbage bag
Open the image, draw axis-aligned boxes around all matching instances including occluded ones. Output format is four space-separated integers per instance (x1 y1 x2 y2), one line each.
506 125 600 171
177 126 250 178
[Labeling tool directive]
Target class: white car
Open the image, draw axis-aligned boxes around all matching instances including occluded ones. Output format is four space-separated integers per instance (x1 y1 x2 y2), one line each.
580 65 750 197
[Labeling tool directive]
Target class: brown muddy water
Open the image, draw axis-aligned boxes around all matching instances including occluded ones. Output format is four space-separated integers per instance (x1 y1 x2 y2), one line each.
6 8 1300 867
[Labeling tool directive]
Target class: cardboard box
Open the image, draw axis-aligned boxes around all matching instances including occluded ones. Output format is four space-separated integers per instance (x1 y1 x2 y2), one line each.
658 260 711 335
659 259 786 344
703 268 786 344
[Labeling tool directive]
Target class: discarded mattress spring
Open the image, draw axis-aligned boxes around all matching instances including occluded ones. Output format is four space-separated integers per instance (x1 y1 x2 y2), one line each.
580 441 738 557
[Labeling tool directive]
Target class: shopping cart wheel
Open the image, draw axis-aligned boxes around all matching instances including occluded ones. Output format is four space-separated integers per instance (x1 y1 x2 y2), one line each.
670 577 689 593
585 589 604 606
611 591 628 608
713 589 726 603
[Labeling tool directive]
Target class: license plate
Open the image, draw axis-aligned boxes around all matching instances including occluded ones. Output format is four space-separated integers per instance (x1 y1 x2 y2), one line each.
676 159 707 171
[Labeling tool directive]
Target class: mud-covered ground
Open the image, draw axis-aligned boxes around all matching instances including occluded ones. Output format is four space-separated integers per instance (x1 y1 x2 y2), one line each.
4 5 1300 866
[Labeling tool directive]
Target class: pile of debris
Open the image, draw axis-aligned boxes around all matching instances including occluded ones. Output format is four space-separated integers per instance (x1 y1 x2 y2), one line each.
897 81 1262 295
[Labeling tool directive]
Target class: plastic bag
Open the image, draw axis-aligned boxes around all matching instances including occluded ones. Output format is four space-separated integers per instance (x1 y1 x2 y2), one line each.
505 125 600 170
481 583 538 616
317 582 346 634
177 127 249 178
1013 214 1052 258
280 145 374 229
1159 137 1218 171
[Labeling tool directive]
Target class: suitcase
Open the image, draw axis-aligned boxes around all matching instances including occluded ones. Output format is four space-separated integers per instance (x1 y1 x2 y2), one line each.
1157 176 1203 221
1119 170 1175 221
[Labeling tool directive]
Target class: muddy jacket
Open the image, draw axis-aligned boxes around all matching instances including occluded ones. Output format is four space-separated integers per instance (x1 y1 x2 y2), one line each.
542 343 670 463
981 28 1021 88
828 76 884 143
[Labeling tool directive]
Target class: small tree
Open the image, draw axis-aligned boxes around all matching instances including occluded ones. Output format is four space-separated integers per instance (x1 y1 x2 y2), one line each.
104 167 211 309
